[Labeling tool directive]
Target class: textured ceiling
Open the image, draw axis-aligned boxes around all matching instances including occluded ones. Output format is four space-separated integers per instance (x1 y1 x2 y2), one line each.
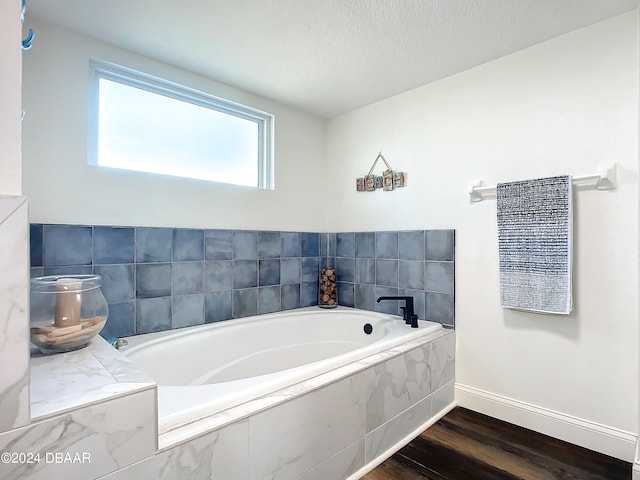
26 0 637 118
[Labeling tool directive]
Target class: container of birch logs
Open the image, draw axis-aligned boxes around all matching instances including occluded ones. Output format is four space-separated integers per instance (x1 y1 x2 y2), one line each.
318 267 338 308
30 275 108 354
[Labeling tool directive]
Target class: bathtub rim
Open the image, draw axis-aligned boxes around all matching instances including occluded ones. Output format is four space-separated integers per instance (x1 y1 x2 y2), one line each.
119 305 405 354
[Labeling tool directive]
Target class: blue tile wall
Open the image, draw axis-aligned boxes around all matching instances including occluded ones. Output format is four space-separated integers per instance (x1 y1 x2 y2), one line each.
330 229 455 328
30 225 325 338
30 226 455 337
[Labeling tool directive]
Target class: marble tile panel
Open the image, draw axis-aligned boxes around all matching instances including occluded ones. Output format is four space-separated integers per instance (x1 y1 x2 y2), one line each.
102 420 249 480
0 389 156 480
248 374 366 480
429 331 455 391
29 341 155 420
431 381 455 417
0 197 30 431
87 337 155 385
365 394 432 464
364 343 431 433
299 439 364 480
30 347 116 418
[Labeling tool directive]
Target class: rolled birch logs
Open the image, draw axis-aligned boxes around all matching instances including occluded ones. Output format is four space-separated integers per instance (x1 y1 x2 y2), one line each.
319 267 337 307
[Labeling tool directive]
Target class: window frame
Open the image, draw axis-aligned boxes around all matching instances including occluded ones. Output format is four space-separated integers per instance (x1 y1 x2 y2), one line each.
87 58 274 189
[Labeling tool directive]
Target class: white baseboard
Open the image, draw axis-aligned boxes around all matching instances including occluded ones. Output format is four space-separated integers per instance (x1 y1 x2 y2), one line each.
347 401 456 480
455 383 637 462
633 462 640 479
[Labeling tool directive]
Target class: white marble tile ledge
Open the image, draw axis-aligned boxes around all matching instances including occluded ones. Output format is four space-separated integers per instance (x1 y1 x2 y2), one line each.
30 335 156 420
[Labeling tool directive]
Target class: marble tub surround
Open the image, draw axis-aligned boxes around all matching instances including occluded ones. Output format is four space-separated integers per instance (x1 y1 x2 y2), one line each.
30 335 155 420
0 334 157 480
0 388 157 480
0 196 30 431
152 319 450 448
102 330 455 480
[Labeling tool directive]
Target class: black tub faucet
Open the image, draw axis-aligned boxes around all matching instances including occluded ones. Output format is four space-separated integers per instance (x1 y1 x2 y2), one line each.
376 296 419 328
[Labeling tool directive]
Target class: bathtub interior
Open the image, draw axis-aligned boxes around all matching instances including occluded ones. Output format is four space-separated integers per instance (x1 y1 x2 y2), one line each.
124 308 407 385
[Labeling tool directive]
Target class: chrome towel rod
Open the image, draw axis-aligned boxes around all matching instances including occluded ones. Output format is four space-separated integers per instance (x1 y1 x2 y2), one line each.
468 164 617 202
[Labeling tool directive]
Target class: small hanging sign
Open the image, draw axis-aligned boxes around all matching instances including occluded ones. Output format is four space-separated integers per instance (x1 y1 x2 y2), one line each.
356 153 406 192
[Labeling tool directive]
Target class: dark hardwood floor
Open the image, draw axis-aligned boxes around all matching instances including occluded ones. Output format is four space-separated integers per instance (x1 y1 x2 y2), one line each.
362 407 632 480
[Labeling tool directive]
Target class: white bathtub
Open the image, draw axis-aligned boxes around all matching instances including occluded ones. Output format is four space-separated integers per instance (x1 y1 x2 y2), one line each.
121 306 443 437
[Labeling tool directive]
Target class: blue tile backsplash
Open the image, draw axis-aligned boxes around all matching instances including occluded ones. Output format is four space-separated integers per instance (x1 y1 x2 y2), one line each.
30 226 455 338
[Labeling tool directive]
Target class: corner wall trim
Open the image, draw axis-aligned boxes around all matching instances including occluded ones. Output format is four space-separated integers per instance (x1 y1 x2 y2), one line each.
455 383 636 462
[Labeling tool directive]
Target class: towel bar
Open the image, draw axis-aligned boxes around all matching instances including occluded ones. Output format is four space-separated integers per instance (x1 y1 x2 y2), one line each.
468 164 617 202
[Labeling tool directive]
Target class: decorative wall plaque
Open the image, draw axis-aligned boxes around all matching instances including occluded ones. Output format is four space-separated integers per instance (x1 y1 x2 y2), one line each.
356 153 406 192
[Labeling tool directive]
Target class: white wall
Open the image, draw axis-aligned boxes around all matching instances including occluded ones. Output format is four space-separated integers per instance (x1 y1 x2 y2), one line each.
327 12 638 459
0 0 22 196
22 18 327 231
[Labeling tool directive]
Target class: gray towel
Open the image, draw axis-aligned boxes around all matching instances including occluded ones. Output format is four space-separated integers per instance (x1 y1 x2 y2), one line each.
497 176 573 314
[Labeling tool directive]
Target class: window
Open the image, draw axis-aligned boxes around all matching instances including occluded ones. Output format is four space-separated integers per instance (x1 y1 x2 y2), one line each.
88 59 274 189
